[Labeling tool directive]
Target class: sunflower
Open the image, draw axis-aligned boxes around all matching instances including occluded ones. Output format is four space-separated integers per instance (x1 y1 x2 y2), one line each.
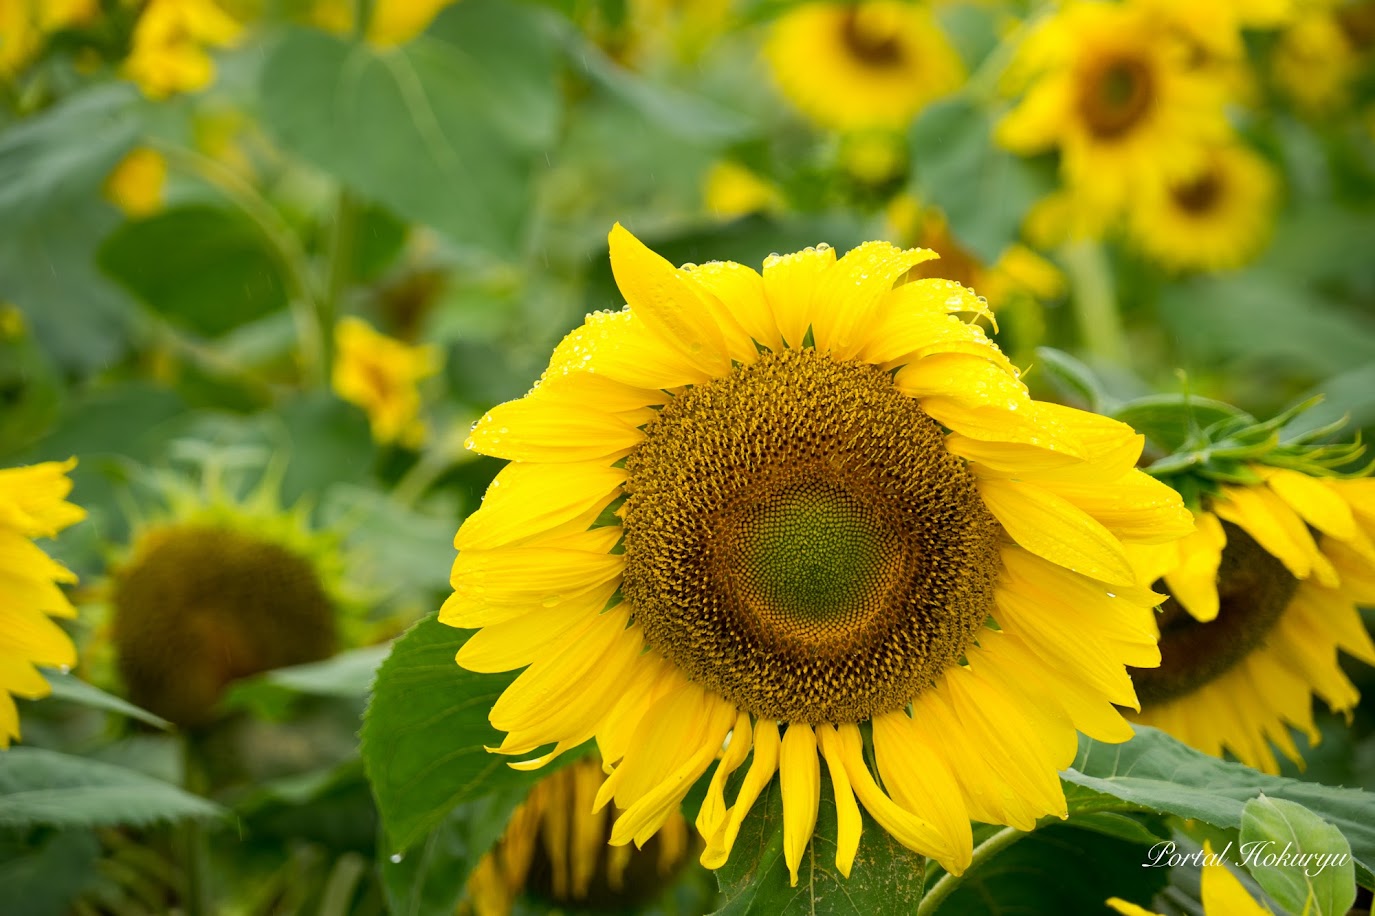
104 147 168 219
442 224 1193 882
1126 468 1375 774
1127 143 1279 273
1273 9 1362 115
0 459 85 747
1107 842 1272 915
703 161 783 220
766 1 964 132
106 468 346 727
463 757 695 916
123 0 242 99
332 316 441 449
997 0 1230 225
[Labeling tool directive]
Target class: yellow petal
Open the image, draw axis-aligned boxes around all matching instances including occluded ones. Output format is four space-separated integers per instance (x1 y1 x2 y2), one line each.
1105 898 1165 916
779 721 820 887
696 712 753 839
814 725 862 878
762 244 836 349
978 477 1137 586
455 461 625 550
1200 842 1271 916
608 223 731 377
467 395 646 463
870 711 973 862
1262 468 1359 542
683 260 777 358
811 242 937 360
895 352 1029 413
701 719 780 870
549 307 712 390
1163 512 1226 622
454 580 617 672
1214 485 1326 583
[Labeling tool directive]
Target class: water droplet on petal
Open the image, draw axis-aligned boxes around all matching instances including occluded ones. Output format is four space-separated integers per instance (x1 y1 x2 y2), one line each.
390 853 404 864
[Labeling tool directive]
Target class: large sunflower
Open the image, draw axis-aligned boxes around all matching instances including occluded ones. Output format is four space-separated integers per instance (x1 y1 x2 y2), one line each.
1128 468 1375 774
443 225 1192 881
997 0 1230 224
0 459 85 747
766 1 964 132
1127 143 1278 273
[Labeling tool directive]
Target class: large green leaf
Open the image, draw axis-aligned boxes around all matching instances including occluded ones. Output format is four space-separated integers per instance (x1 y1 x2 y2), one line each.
222 645 391 719
98 204 290 337
0 827 102 916
42 671 171 731
257 0 560 260
361 614 569 853
0 748 224 829
928 824 1170 915
1239 796 1356 916
712 770 926 915
908 97 1048 264
1064 727 1375 886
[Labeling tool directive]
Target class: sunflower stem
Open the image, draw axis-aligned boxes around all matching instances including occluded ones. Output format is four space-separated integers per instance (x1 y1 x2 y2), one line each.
321 187 360 382
916 826 1026 915
1062 238 1128 367
178 736 210 916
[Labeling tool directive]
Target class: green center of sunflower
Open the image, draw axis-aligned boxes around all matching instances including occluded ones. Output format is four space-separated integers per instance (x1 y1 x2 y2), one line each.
1130 522 1298 705
622 348 1001 723
111 523 337 727
1080 54 1154 139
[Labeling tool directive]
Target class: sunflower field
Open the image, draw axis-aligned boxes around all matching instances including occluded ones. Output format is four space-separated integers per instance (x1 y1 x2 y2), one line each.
4 0 1375 913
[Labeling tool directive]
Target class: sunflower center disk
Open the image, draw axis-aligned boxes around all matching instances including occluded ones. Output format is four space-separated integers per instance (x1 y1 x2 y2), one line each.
622 348 1001 724
1080 55 1154 139
1131 522 1299 705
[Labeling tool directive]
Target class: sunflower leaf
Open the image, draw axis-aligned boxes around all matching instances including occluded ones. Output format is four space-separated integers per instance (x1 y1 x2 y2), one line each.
1064 727 1375 888
711 771 926 915
0 748 224 829
1239 795 1356 916
361 613 588 854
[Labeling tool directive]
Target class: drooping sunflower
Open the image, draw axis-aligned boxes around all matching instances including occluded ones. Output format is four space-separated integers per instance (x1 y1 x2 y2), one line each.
1107 841 1272 915
766 1 965 132
106 467 347 727
1127 466 1375 774
997 0 1230 224
0 459 85 747
1127 143 1279 273
463 757 698 916
442 224 1193 881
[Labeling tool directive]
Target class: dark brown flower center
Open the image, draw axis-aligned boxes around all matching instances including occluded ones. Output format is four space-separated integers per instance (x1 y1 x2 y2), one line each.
840 7 906 68
1171 169 1224 215
1131 522 1298 705
1079 54 1155 139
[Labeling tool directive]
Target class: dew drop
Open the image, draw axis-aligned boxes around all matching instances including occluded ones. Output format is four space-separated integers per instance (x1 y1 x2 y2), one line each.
390 853 404 864
58 665 71 674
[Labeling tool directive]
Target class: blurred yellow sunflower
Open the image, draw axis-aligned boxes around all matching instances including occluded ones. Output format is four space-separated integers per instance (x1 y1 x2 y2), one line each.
312 0 460 47
443 223 1193 882
1139 0 1293 62
1273 8 1362 114
104 147 168 218
1108 841 1271 915
1127 144 1278 273
107 468 345 727
703 161 783 220
123 0 242 99
1127 469 1375 773
766 1 964 131
332 316 441 449
0 459 85 747
998 0 1229 224
0 0 98 76
463 757 694 916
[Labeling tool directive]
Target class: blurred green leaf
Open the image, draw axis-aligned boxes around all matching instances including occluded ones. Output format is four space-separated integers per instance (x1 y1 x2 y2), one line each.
0 748 224 829
98 204 290 337
1033 347 1108 412
712 774 925 915
1065 727 1375 887
0 827 102 916
380 783 529 916
42 672 172 731
362 614 575 853
1239 795 1356 916
1286 364 1375 437
1112 394 1249 454
909 98 1047 264
929 825 1169 915
258 0 560 259
222 645 390 719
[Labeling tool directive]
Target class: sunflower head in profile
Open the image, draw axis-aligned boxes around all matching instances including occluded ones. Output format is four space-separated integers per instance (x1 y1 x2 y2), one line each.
1128 143 1279 273
462 757 698 916
1124 403 1375 773
997 0 1229 223
766 1 964 132
442 223 1193 882
107 464 345 728
0 459 85 747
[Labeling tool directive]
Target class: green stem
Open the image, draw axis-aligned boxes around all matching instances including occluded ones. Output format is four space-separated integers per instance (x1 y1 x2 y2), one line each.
179 736 209 916
152 142 327 387
320 187 360 381
917 827 1026 916
1062 238 1128 367
392 446 458 508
